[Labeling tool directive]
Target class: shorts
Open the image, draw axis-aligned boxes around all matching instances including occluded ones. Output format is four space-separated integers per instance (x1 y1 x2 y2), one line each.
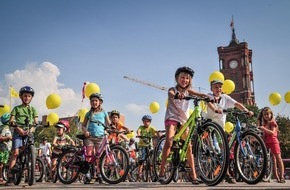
165 119 179 127
12 132 24 150
84 136 103 147
138 147 148 163
266 143 281 155
0 151 9 164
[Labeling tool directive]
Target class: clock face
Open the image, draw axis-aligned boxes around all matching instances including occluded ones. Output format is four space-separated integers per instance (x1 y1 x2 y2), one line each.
229 60 238 69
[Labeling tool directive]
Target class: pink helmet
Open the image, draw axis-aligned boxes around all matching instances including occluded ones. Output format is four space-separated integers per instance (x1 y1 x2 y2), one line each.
55 120 70 133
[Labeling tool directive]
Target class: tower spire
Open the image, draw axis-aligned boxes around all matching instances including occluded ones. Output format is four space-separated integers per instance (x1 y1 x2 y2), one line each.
229 16 239 46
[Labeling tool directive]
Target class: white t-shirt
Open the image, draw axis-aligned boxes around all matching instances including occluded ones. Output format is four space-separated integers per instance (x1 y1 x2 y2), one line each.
206 93 236 128
39 142 51 156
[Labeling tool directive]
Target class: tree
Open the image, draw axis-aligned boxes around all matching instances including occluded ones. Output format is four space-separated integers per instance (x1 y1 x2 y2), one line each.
276 114 290 158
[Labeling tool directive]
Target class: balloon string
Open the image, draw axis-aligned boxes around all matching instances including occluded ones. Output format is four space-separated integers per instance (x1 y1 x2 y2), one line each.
280 103 287 114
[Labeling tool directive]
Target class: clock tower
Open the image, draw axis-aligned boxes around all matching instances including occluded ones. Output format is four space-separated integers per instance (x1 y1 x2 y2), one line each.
217 19 255 105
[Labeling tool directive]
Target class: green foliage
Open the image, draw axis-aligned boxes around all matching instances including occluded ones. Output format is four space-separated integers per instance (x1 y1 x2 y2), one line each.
226 105 260 126
276 114 290 158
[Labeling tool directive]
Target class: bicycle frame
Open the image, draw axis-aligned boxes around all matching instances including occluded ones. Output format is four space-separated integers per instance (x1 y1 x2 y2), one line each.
173 102 201 163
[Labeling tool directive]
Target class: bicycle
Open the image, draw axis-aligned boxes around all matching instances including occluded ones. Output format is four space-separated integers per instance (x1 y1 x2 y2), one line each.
225 109 268 184
56 122 130 184
153 95 229 186
9 120 47 186
135 135 156 182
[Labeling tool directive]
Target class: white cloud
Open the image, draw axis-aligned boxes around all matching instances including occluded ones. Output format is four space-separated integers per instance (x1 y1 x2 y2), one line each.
125 103 148 115
1 62 83 119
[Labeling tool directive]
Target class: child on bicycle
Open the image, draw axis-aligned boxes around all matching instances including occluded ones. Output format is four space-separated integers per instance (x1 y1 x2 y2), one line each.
5 86 38 186
0 113 12 185
159 66 207 185
51 120 75 180
136 115 158 181
108 110 130 146
82 93 111 184
38 136 52 180
206 79 254 183
257 107 285 183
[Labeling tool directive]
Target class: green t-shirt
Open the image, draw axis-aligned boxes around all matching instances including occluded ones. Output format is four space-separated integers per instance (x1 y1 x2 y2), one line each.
137 125 157 147
11 104 38 128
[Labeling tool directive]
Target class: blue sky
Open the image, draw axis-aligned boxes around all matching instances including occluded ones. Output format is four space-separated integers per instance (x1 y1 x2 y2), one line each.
0 0 290 132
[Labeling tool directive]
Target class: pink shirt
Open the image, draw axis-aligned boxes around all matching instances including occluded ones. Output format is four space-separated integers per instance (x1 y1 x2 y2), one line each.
264 120 279 144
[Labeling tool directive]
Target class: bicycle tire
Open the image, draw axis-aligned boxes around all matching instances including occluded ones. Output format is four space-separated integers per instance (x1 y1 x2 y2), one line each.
56 149 82 184
193 121 229 186
27 145 36 186
234 130 267 184
262 149 273 182
2 165 8 182
99 145 129 184
13 156 23 185
152 135 176 184
35 157 45 182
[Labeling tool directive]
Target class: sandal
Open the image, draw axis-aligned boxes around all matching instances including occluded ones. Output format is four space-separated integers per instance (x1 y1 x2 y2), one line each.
279 178 286 183
191 179 199 185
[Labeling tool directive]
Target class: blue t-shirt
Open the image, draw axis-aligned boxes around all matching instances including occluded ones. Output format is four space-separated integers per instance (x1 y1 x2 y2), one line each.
85 110 108 137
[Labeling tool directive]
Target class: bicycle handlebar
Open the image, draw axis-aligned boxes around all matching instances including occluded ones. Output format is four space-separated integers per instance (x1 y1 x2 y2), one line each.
175 94 214 103
222 109 251 116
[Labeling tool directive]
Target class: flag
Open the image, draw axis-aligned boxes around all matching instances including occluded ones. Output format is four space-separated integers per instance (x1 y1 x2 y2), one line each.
10 86 19 98
81 82 86 102
230 17 234 29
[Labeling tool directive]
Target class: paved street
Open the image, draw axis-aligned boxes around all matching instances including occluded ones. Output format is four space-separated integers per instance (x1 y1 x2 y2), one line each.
2 180 290 190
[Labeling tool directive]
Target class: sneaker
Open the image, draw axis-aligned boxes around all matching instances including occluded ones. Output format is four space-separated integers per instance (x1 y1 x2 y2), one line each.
159 176 165 184
84 177 94 184
225 174 236 184
97 174 103 184
4 181 14 186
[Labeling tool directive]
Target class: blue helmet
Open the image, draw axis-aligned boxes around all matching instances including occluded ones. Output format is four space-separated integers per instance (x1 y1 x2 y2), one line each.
1 113 10 124
142 115 152 121
19 86 35 97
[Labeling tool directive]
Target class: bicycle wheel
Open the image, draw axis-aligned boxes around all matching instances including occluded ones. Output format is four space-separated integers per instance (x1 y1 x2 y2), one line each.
27 145 36 186
13 156 23 185
56 149 82 184
2 165 8 182
193 121 229 186
99 145 129 184
152 135 175 184
35 157 45 182
234 130 267 184
262 149 273 182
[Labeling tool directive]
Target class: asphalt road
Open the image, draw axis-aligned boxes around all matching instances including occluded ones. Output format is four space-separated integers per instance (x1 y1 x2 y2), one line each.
3 180 290 190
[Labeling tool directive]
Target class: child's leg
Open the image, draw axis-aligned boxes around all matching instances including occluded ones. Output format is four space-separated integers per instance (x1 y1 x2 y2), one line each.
275 153 284 180
159 125 175 177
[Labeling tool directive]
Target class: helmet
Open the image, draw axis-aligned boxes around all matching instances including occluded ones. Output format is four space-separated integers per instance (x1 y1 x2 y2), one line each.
142 115 152 121
19 86 35 97
55 120 70 133
129 138 135 143
43 137 48 141
175 66 194 78
110 110 120 118
89 93 103 102
1 113 10 124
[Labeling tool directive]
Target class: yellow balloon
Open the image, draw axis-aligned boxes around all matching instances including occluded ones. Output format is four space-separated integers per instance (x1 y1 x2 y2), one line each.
78 108 88 122
200 101 207 112
0 104 10 116
269 92 281 106
189 109 193 115
222 79 235 94
284 91 290 103
46 93 62 109
126 131 135 139
149 101 160 114
85 83 100 98
47 112 59 126
225 122 234 133
209 71 224 83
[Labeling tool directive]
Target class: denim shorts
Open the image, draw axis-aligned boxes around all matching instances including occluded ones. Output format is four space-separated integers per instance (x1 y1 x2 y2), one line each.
12 132 24 150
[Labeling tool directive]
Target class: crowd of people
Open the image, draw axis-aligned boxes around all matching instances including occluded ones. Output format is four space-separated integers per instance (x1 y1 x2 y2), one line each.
0 66 286 186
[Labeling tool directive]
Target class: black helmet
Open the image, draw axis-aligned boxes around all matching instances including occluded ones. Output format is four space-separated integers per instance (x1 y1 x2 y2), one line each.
175 66 194 78
19 86 35 97
89 93 103 102
110 110 120 118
